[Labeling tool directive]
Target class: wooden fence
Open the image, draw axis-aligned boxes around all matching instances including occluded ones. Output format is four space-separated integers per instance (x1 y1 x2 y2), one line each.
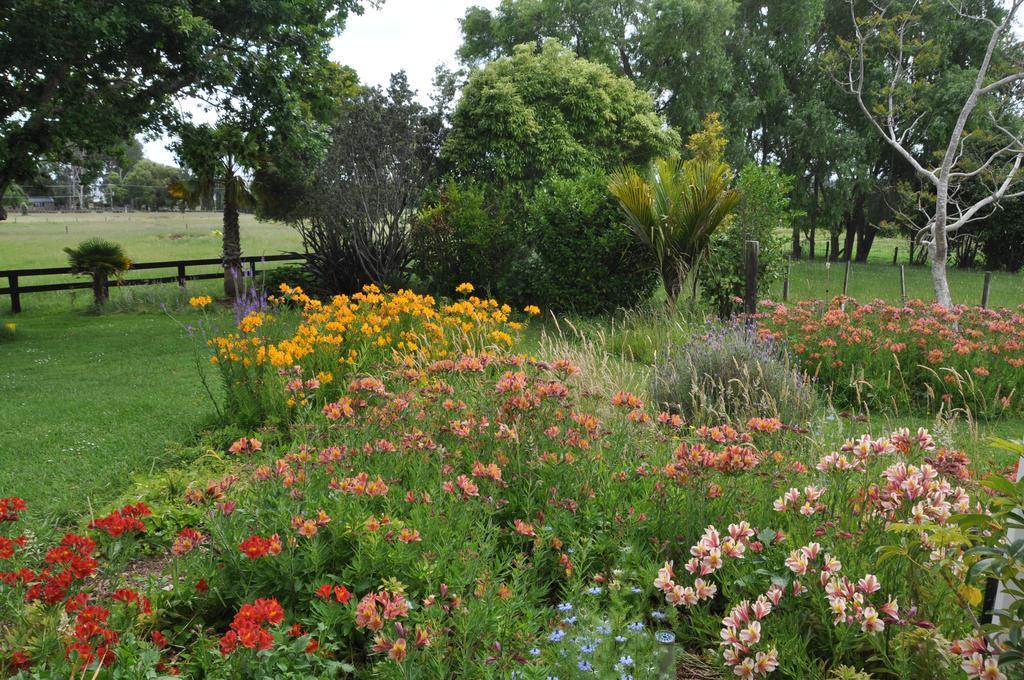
1 253 304 313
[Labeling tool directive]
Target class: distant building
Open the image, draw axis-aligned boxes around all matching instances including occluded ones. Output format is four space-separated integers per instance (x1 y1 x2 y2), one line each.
27 196 56 210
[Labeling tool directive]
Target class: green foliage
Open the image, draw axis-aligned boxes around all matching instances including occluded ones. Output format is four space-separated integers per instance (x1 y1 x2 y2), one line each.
64 239 131 278
608 117 740 308
699 163 796 317
112 160 186 210
417 41 676 309
526 172 658 315
411 181 522 300
652 319 818 424
1 183 27 208
64 238 132 306
443 41 679 196
295 74 441 294
0 0 367 220
973 195 1024 273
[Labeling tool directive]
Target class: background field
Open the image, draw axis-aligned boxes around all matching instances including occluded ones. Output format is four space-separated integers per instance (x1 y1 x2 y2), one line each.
0 211 301 269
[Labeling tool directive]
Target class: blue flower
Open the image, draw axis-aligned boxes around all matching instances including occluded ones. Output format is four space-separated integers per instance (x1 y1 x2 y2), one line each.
587 586 603 595
619 655 634 667
627 621 645 632
529 647 541 656
577 660 593 672
580 643 597 654
596 624 612 635
549 630 566 643
557 602 573 612
562 616 577 625
614 635 627 643
651 610 667 621
631 586 642 593
620 674 634 680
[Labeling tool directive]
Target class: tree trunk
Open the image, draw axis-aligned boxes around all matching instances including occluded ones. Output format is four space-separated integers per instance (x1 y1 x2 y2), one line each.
0 176 11 222
930 215 953 308
222 180 242 299
92 272 109 306
829 229 840 262
855 221 878 263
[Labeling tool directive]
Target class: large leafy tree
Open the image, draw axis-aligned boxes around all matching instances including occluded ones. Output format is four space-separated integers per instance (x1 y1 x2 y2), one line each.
421 40 678 308
443 40 679 196
0 0 367 221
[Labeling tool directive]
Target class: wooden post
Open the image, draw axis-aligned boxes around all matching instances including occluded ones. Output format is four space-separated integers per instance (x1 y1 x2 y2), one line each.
892 247 899 266
744 240 759 316
825 241 830 261
782 264 791 302
899 265 907 303
842 259 852 298
8 275 20 314
177 264 187 289
981 271 992 309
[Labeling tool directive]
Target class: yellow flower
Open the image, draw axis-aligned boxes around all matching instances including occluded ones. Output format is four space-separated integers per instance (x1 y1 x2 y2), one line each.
3 323 15 332
455 282 475 294
523 305 540 316
189 296 213 308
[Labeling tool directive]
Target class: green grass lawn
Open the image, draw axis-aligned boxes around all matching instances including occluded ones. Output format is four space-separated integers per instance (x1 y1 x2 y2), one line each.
772 259 1024 308
0 211 300 269
0 306 219 526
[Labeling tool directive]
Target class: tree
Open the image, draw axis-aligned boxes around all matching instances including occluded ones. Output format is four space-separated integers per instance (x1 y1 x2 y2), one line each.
420 40 678 307
839 0 1024 307
171 125 258 298
444 41 679 195
119 160 186 210
294 74 441 294
700 163 797 316
608 116 740 309
171 48 356 298
64 239 132 306
0 0 368 221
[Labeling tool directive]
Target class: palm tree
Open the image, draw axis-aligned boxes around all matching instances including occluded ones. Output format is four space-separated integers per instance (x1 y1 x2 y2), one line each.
609 156 739 309
64 238 131 306
171 124 256 299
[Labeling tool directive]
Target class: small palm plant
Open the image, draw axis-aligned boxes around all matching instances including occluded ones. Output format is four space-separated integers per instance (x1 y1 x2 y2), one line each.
64 238 131 306
608 156 739 310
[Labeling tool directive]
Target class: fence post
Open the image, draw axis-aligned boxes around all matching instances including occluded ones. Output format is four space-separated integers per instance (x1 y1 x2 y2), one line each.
981 271 992 309
892 247 899 266
782 264 791 303
177 264 187 289
899 265 907 303
744 240 759 316
8 275 21 314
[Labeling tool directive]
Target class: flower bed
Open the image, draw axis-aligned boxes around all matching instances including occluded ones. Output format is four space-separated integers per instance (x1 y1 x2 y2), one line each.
1 288 1019 678
758 298 1024 418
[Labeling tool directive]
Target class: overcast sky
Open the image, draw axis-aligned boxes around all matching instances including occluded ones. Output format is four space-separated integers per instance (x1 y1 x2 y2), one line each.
142 0 498 165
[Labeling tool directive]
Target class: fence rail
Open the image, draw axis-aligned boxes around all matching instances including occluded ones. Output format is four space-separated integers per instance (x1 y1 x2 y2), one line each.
1 253 304 313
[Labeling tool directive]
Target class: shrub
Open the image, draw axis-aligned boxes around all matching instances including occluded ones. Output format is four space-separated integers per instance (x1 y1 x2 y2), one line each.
699 162 795 317
759 298 1024 418
526 172 658 315
294 74 440 295
64 238 132 306
652 319 818 424
410 181 519 299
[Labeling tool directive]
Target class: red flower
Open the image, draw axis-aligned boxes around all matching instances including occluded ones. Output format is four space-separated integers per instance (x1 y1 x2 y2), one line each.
195 579 209 594
151 630 168 648
0 496 27 522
